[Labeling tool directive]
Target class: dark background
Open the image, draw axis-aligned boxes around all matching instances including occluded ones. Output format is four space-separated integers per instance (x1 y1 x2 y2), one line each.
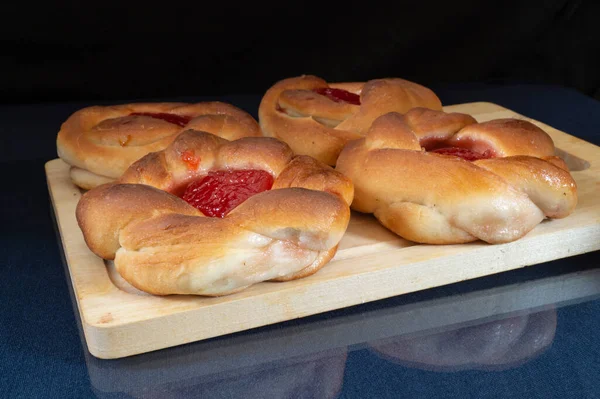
2 0 599 104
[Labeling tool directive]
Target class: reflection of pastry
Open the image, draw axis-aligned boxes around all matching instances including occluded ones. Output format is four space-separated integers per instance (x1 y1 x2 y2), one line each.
128 348 348 399
336 109 578 244
57 101 261 189
76 130 353 296
258 75 442 165
368 309 557 372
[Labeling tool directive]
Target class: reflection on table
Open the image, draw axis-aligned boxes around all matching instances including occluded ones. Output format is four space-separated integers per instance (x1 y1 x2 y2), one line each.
125 348 347 399
75 258 600 398
368 308 557 372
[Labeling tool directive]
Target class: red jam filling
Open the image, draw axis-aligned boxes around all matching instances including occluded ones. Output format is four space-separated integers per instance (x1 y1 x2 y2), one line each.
129 112 192 127
431 147 493 161
181 150 200 170
181 170 274 218
313 88 361 105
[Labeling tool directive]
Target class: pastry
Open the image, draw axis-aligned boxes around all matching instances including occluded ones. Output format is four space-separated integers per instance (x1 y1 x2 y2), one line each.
335 108 578 244
258 74 442 165
76 130 354 296
57 101 261 189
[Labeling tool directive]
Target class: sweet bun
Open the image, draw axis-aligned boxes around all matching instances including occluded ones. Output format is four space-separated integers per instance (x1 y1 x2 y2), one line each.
335 108 577 244
76 130 353 296
258 75 442 165
57 101 261 189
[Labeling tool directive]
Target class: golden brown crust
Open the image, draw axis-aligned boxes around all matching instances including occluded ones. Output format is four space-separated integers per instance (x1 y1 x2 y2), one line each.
272 155 354 205
76 183 202 259
404 107 478 145
57 101 261 189
77 131 354 296
120 130 296 193
448 119 555 157
258 75 442 165
335 109 578 244
474 156 577 219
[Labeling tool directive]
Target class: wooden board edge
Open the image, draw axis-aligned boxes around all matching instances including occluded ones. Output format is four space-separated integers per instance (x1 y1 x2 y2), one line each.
81 221 600 359
45 159 110 355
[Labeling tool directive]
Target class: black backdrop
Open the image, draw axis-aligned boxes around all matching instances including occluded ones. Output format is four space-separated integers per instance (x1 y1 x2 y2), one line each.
3 0 599 104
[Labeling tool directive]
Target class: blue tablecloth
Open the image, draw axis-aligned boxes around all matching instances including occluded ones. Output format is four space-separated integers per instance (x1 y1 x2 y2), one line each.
1 83 599 398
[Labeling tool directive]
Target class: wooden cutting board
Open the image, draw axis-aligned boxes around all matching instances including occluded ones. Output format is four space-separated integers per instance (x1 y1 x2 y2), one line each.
46 102 600 359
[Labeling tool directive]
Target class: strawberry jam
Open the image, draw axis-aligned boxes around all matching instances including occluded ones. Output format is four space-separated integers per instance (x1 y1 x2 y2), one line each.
129 112 192 127
182 170 274 218
313 88 361 105
181 150 200 170
431 147 493 161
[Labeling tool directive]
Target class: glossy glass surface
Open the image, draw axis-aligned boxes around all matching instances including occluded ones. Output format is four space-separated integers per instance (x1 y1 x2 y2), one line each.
75 252 600 399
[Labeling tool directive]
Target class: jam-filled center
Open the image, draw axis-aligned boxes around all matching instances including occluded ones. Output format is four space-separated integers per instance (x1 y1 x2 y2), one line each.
430 147 494 161
313 88 361 105
129 112 192 127
181 170 274 218
421 138 495 161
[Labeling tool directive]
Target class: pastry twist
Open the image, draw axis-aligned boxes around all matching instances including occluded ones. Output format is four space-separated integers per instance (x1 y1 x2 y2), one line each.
57 101 261 189
76 130 354 296
335 109 577 244
258 75 442 165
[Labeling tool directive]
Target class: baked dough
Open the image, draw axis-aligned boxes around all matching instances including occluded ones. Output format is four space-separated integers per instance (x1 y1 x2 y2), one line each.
76 130 354 296
258 75 442 165
57 101 261 189
335 109 578 244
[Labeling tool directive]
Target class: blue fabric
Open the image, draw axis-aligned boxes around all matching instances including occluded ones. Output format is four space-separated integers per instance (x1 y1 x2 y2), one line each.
1 84 599 398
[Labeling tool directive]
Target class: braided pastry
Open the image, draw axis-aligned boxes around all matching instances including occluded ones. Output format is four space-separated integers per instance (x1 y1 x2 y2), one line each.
76 130 354 296
335 108 578 244
57 101 261 189
258 75 442 166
